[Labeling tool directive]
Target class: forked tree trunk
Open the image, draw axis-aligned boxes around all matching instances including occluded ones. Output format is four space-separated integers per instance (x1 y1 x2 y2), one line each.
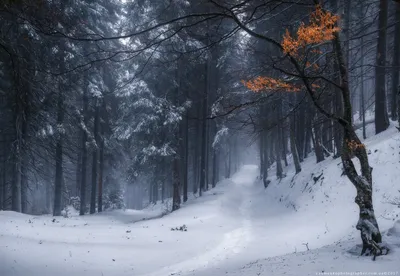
332 33 384 256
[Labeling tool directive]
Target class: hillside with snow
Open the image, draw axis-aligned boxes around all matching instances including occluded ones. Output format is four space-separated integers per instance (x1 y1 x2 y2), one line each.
1 126 400 276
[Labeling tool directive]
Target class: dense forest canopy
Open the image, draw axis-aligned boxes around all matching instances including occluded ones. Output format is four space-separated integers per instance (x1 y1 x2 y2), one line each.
1 0 399 257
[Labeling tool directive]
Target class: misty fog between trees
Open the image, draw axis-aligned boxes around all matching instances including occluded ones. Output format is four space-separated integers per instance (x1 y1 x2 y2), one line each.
1 0 400 275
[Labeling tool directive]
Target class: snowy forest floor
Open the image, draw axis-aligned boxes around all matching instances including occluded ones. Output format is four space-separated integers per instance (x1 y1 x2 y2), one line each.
1 124 400 276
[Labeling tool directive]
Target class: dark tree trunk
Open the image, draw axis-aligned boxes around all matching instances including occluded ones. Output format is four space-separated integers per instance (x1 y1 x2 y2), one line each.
76 151 81 197
275 132 283 179
21 156 28 213
374 0 390 134
172 158 181 211
281 127 288 167
1 144 6 210
183 111 189 202
224 146 231 179
391 3 400 121
290 117 301 174
152 182 158 204
53 91 64 216
161 161 166 204
332 33 384 256
90 101 100 214
312 116 325 163
304 106 313 159
199 69 208 196
296 93 305 161
360 29 367 140
79 75 89 216
12 153 21 212
20 119 28 214
97 133 104 213
212 148 218 188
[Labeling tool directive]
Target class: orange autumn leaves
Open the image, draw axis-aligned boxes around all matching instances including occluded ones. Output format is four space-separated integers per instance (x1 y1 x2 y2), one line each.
244 6 339 93
242 77 300 92
282 5 340 56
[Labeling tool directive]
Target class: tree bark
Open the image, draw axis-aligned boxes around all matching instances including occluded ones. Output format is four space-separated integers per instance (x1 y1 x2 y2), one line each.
97 131 104 212
79 76 89 216
312 115 325 163
199 64 208 195
374 0 390 134
90 100 100 214
172 158 181 211
275 132 283 179
289 117 302 174
183 110 189 202
360 29 367 140
332 33 383 255
53 91 64 216
21 155 28 213
391 3 400 121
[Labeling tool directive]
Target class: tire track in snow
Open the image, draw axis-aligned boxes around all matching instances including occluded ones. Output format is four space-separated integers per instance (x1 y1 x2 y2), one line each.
142 166 257 276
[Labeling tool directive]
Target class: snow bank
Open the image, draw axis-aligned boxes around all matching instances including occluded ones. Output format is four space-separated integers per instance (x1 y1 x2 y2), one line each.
0 126 399 276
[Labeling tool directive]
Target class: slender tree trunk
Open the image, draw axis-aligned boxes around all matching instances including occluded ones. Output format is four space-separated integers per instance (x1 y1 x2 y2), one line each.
97 133 104 212
312 115 325 163
161 160 166 203
12 152 21 213
296 93 305 161
172 158 181 211
281 127 288 166
21 156 28 213
76 151 81 197
199 65 208 195
275 132 283 179
212 150 218 188
374 0 390 134
304 105 313 159
79 81 89 216
53 91 64 216
183 111 189 202
289 117 302 174
1 144 6 210
391 3 400 121
360 32 367 140
90 101 100 214
19 118 28 214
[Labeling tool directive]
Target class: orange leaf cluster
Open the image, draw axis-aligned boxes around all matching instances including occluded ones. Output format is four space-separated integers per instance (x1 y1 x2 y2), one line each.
282 5 340 56
346 139 365 151
242 77 300 92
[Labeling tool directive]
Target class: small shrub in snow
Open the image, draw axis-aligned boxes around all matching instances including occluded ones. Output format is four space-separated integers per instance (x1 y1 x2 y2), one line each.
171 224 187 232
61 205 79 218
69 196 81 211
104 188 126 210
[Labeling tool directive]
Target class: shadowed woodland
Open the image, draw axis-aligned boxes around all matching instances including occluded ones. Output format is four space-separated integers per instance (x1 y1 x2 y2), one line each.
1 0 400 257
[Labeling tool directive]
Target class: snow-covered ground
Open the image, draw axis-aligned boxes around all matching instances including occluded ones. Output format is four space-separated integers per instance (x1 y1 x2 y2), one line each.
1 125 400 276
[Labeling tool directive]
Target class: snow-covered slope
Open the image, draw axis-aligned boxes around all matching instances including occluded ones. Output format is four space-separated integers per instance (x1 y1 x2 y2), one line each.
1 126 400 276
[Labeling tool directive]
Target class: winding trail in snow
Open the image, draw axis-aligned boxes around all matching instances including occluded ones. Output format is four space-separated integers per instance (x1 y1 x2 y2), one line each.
142 165 257 276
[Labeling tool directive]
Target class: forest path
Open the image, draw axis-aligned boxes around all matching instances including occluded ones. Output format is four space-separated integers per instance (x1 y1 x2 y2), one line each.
0 165 259 276
140 165 258 276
